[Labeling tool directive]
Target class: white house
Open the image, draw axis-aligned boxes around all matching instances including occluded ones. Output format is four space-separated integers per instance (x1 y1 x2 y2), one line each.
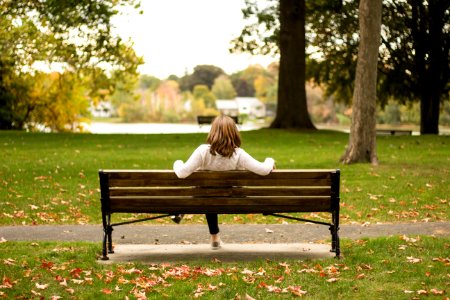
89 101 114 118
216 97 266 118
216 100 239 116
235 97 266 118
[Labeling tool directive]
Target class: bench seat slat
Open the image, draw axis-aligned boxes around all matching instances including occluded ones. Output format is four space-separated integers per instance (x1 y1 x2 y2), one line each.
109 187 332 197
109 206 331 214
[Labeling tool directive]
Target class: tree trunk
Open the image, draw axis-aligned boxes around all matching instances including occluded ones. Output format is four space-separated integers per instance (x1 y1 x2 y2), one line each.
414 0 448 134
341 0 382 164
270 0 315 129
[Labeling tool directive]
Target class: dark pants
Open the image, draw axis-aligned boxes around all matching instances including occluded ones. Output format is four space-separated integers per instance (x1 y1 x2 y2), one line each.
206 213 219 234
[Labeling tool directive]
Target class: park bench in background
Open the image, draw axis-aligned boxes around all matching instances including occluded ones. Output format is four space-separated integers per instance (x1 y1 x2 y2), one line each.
98 169 341 260
376 129 413 136
197 115 239 125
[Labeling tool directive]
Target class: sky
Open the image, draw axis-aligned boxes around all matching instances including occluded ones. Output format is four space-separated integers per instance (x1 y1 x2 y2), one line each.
112 0 278 79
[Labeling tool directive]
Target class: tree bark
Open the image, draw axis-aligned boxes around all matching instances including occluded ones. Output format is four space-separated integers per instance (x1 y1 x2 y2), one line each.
341 0 382 164
270 0 315 129
412 0 448 134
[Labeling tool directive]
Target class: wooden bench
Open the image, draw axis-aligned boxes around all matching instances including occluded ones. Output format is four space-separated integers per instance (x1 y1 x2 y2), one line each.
376 129 413 136
197 115 239 125
98 169 341 260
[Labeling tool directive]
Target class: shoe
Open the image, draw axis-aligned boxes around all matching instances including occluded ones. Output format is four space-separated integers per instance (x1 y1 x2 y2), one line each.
171 214 184 224
211 239 222 250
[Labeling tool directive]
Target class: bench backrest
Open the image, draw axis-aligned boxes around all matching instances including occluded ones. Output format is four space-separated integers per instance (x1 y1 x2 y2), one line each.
99 169 340 215
197 115 239 124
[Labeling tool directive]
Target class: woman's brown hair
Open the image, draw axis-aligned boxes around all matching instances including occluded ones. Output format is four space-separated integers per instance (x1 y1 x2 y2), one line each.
206 115 241 158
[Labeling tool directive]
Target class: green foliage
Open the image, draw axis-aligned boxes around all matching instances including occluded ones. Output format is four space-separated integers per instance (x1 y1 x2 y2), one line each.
0 0 143 130
230 65 270 98
231 0 449 132
179 65 225 91
211 75 237 99
1 0 142 71
377 101 402 125
139 74 161 91
231 0 280 56
193 85 217 110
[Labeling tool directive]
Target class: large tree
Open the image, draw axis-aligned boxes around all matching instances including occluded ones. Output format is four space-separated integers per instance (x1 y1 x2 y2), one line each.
307 0 449 135
0 0 143 130
341 0 382 164
272 0 315 128
179 65 225 92
235 0 449 134
232 0 315 129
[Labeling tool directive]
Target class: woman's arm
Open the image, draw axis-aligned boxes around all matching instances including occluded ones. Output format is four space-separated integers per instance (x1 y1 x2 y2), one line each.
237 149 275 176
173 145 205 178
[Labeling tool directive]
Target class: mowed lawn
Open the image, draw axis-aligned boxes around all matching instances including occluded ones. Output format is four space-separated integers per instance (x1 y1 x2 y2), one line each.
1 130 449 299
0 129 448 226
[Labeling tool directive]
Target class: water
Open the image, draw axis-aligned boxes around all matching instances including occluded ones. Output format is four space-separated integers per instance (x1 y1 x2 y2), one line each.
86 122 264 134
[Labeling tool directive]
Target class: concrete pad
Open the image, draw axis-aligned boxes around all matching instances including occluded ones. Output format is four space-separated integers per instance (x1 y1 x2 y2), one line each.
99 243 335 264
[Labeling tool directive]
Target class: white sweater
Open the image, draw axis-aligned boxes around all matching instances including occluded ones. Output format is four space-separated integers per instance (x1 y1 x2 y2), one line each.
173 144 275 178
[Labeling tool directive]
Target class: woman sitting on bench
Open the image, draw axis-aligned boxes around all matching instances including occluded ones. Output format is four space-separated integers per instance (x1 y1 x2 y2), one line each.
173 115 275 250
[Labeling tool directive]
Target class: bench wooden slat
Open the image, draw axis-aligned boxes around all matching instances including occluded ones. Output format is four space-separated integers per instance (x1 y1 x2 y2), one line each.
109 206 330 214
108 178 331 187
104 170 335 180
109 187 332 197
109 197 332 214
109 196 331 204
108 197 331 213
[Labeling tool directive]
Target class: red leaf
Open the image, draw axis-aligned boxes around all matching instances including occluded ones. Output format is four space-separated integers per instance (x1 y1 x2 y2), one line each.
41 260 54 270
70 268 83 278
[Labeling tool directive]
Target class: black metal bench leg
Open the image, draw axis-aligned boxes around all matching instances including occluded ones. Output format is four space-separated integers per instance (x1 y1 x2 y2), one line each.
107 214 114 254
101 212 109 260
330 210 340 258
335 230 341 258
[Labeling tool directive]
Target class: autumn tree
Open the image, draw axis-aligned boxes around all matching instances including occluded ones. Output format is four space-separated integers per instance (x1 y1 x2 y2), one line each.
212 75 237 99
179 65 225 91
230 65 266 97
341 0 382 164
193 85 217 109
0 0 143 130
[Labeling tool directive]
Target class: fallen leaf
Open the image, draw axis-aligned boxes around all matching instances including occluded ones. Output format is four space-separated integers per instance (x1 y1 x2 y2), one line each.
327 278 339 283
430 289 444 295
288 286 307 296
406 256 422 264
3 258 15 266
36 283 49 290
265 228 274 233
241 268 254 275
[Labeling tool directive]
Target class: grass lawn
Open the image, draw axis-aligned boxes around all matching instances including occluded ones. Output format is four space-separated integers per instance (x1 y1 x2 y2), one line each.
1 130 449 298
1 129 448 226
0 237 448 299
